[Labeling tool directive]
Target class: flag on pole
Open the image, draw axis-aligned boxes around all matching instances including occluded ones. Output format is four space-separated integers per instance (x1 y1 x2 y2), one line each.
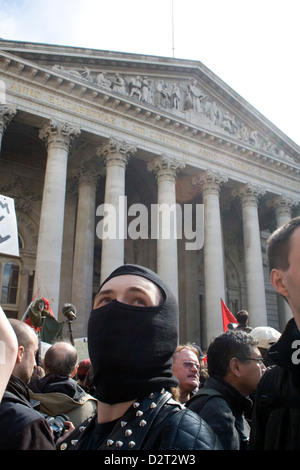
221 298 237 331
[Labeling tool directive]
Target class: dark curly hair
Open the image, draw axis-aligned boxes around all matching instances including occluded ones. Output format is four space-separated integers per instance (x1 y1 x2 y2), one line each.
206 330 258 378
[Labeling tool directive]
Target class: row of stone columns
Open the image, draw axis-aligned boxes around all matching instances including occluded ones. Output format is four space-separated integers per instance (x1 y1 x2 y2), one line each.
0 113 297 339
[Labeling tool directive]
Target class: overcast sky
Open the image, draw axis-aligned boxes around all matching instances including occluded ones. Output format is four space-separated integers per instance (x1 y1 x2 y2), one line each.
0 0 299 146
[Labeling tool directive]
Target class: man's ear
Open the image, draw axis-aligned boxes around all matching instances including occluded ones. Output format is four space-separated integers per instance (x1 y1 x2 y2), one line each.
71 364 79 378
16 345 24 364
270 268 289 297
229 357 242 378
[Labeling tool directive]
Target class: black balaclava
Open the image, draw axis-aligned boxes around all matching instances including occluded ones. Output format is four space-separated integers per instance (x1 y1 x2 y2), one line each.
88 264 179 404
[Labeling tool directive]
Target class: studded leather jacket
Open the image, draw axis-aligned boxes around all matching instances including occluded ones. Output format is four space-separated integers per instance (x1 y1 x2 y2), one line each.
58 390 222 450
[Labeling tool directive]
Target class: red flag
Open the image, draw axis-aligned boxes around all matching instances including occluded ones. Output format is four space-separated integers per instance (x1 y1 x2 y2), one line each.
221 298 237 331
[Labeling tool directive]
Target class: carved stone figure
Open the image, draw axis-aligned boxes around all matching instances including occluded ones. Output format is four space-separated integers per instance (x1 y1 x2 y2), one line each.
157 81 171 107
221 111 238 134
171 83 181 109
237 123 249 142
141 77 151 103
129 76 142 99
111 73 127 95
95 72 111 88
186 79 205 112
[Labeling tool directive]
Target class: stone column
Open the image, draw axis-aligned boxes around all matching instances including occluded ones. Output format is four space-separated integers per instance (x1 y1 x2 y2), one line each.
0 104 17 154
193 169 228 343
148 155 185 302
269 195 299 324
35 119 80 317
97 138 136 284
18 268 30 320
235 183 267 327
71 165 100 338
59 182 77 317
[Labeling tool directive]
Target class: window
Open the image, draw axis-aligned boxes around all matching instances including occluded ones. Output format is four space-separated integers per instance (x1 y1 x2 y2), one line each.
1 261 20 305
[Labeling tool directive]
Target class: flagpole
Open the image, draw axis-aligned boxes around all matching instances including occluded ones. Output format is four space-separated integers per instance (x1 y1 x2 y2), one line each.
172 0 175 58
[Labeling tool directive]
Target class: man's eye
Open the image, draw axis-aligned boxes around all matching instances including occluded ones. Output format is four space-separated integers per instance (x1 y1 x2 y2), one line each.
132 298 147 306
96 297 113 307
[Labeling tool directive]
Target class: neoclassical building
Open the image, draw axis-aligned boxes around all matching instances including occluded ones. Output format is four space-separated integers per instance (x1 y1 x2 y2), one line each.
0 39 299 347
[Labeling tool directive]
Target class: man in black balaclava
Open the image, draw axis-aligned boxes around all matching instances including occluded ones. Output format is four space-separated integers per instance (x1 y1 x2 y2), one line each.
60 265 221 451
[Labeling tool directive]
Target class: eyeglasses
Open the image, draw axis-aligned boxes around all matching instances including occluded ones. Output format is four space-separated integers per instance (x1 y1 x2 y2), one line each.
180 361 200 371
239 357 265 366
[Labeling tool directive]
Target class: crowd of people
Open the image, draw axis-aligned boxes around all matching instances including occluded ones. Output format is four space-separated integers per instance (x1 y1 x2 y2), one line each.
0 216 300 450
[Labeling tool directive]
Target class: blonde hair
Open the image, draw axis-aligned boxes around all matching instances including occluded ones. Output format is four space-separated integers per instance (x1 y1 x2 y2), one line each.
174 343 200 359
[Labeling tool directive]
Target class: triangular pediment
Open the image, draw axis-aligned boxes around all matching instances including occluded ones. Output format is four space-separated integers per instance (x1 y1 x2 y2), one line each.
0 39 299 165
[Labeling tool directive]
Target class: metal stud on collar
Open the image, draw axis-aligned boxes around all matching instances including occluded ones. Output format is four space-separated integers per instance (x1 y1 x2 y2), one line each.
103 390 168 449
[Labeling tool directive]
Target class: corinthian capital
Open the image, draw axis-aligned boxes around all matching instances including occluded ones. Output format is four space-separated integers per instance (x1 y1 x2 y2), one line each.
147 154 185 181
268 194 299 214
192 169 228 195
233 183 265 207
39 119 81 151
76 163 105 185
97 137 137 168
0 104 17 134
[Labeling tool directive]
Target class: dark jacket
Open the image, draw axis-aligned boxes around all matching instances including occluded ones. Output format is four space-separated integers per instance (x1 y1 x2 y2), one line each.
58 390 222 450
29 373 86 399
250 318 300 450
29 373 97 428
187 376 252 450
0 375 56 450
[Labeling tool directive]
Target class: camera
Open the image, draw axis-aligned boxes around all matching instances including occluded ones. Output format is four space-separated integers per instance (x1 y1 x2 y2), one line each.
43 413 70 441
62 303 77 322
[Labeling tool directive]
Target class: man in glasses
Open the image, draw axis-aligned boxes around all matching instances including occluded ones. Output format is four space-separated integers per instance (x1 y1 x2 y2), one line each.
172 344 201 404
187 330 266 450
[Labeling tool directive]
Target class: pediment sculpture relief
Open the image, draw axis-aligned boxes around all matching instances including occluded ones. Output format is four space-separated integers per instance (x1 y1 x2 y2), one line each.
51 64 293 162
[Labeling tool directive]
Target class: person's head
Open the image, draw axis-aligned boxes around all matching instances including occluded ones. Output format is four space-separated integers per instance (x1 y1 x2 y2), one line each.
43 341 78 377
267 216 300 326
207 330 266 396
9 319 39 385
250 326 281 367
236 310 249 326
93 274 163 309
88 264 179 404
172 344 200 403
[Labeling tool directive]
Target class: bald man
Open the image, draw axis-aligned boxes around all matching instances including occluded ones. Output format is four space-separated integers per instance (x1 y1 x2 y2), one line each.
29 341 97 427
0 319 56 450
